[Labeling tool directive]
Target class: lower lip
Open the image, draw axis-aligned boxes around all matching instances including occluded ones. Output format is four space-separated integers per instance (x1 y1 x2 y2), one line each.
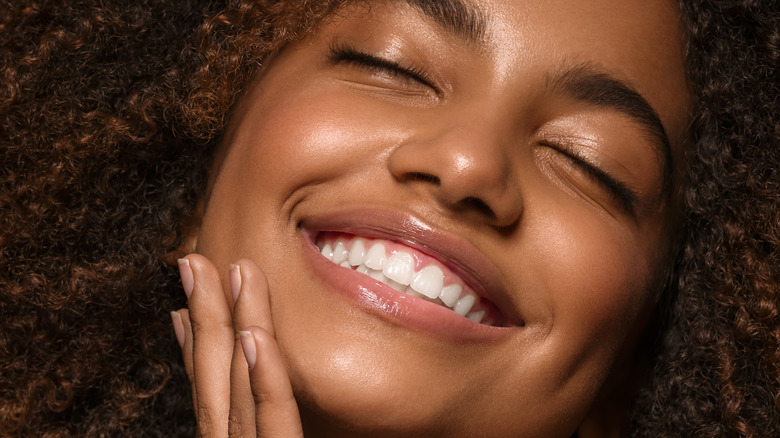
299 230 512 342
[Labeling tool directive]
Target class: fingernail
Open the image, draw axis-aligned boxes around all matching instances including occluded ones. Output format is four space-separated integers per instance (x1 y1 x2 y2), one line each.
229 264 241 304
239 331 257 369
178 258 194 298
171 311 185 348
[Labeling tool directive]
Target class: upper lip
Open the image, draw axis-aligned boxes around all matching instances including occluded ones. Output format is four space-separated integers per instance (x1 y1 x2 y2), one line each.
299 206 522 326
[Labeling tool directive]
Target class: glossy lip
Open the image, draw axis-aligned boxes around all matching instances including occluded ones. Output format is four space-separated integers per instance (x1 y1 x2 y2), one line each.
298 207 523 341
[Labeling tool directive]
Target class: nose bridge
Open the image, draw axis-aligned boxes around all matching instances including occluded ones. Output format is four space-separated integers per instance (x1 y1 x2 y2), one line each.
387 111 523 228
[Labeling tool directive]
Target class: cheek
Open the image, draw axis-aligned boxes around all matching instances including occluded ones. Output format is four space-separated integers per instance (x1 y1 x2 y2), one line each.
228 88 399 197
524 198 657 373
240 100 348 185
196 87 405 280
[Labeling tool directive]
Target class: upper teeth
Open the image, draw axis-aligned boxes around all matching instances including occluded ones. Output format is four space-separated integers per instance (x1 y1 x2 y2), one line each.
318 236 489 325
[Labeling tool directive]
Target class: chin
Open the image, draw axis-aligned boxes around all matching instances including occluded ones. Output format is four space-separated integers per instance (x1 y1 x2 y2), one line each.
288 351 449 437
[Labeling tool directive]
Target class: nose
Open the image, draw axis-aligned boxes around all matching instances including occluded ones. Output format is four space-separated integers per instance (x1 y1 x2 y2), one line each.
387 126 523 229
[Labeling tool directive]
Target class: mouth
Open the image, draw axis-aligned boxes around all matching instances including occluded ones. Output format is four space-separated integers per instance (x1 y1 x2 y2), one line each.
314 232 505 327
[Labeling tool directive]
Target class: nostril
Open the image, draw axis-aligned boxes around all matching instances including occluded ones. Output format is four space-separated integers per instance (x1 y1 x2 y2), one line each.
459 196 496 220
407 171 441 185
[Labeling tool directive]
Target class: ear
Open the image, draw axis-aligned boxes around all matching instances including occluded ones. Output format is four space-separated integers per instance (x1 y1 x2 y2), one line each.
161 198 204 266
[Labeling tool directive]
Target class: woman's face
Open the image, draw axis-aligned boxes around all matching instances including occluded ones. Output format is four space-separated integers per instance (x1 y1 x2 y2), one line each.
195 0 688 436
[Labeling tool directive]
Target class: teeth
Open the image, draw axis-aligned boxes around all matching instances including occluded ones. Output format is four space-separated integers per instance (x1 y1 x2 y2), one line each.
318 236 493 326
410 265 444 299
466 310 485 323
320 243 333 259
439 284 462 308
367 268 388 282
332 241 348 264
387 279 407 292
383 252 415 285
364 243 386 270
348 240 366 266
453 294 476 316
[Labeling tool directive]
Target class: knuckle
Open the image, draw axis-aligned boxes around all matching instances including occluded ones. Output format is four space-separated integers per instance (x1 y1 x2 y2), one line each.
253 389 272 405
191 318 235 338
227 412 245 437
195 406 218 436
253 389 296 407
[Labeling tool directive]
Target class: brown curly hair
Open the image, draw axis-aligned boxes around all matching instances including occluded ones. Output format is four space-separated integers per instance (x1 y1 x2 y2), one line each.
631 1 780 436
0 0 776 436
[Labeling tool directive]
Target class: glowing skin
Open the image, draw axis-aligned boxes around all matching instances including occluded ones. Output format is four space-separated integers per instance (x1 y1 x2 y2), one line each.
192 0 689 436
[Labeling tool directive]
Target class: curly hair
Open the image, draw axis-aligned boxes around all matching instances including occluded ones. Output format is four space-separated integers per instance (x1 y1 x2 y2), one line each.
0 0 336 435
0 0 776 436
631 1 780 436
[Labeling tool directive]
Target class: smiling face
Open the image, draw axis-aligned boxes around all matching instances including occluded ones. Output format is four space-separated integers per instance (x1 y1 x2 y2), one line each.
194 0 689 436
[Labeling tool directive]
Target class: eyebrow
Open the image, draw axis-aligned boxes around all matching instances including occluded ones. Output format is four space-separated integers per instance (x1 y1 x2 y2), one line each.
548 63 674 191
398 0 487 44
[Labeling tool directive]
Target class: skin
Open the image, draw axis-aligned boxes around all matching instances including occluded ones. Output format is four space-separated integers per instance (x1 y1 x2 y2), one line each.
172 0 689 436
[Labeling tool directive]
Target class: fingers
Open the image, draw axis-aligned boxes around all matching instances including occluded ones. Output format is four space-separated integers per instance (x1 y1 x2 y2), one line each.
231 259 303 438
227 264 255 436
178 255 234 437
172 256 302 438
172 309 196 411
240 327 304 438
231 260 275 336
227 260 276 435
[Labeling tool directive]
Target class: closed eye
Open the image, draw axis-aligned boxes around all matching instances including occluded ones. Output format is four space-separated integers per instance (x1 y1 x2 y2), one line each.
540 140 640 214
328 43 439 94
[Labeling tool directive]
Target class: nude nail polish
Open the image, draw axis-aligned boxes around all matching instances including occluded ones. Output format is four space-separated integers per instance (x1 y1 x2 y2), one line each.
239 331 257 369
170 311 185 348
229 264 241 304
178 258 194 298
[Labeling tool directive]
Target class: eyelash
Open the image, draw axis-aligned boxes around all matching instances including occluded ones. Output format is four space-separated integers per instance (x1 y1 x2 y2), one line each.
540 140 639 214
327 43 437 91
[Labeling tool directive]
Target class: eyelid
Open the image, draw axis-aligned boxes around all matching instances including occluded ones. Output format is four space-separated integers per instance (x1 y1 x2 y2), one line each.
540 139 639 214
327 42 439 94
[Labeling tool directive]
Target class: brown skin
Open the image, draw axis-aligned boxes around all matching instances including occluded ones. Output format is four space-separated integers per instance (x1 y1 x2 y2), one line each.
174 0 689 436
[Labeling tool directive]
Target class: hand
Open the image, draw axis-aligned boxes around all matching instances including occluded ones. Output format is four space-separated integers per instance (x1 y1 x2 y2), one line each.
171 254 304 437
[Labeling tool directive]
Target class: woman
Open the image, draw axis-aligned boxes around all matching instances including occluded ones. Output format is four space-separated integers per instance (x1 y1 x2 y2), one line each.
0 0 777 436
